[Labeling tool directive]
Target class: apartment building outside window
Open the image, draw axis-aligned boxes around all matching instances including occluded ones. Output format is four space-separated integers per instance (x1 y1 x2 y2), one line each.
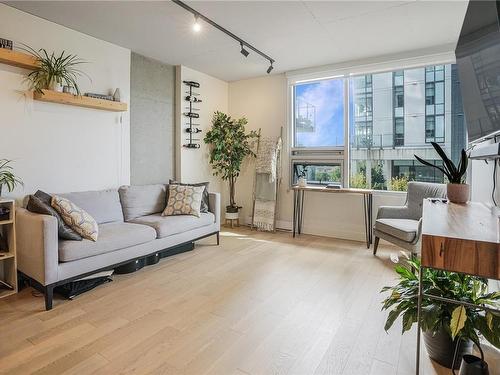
393 70 404 146
291 64 466 191
425 65 445 143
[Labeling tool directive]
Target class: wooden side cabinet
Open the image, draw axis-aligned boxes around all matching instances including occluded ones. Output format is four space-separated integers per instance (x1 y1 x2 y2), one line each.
0 200 17 299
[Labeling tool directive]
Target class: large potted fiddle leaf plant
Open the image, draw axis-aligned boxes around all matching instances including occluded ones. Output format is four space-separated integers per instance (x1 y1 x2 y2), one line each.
414 142 469 203
382 256 500 370
204 111 258 215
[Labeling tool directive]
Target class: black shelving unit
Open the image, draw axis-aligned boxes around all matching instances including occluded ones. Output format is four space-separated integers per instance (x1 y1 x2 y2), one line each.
183 80 202 149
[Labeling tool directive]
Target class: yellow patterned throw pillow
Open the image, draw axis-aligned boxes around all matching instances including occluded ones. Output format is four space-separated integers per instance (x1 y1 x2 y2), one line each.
51 195 99 241
162 184 204 218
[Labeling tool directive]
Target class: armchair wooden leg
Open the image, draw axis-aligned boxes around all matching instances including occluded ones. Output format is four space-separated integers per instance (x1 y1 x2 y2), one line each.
373 237 380 255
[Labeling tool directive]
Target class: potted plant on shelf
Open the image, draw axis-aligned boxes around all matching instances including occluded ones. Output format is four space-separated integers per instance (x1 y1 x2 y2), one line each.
414 142 469 204
0 159 23 197
22 45 89 94
204 111 259 218
381 256 500 370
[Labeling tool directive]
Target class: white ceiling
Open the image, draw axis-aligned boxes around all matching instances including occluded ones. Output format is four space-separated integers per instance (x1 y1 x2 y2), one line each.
6 1 469 82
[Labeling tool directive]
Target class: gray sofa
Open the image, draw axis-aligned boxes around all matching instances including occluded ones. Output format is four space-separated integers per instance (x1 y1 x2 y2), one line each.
16 184 220 310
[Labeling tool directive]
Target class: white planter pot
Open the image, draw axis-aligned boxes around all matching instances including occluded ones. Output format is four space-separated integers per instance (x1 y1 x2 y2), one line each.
298 177 307 187
225 211 239 220
447 183 470 204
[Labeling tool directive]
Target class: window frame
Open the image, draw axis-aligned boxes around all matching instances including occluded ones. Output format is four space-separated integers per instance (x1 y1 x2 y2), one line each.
286 53 458 192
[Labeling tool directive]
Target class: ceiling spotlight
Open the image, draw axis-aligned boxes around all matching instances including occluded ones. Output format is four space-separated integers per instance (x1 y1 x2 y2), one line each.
193 15 201 32
240 43 249 57
267 62 274 74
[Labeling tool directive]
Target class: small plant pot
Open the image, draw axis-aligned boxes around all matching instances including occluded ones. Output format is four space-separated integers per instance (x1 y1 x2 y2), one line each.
447 183 470 204
423 329 472 370
298 177 307 187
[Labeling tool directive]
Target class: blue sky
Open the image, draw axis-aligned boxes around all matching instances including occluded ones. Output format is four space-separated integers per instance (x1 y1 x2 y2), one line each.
295 79 345 147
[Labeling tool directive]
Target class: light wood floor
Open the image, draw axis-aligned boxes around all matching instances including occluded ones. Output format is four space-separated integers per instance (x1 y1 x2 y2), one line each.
0 228 498 375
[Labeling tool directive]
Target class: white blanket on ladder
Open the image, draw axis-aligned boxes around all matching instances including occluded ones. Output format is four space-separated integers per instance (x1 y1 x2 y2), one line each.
253 199 275 231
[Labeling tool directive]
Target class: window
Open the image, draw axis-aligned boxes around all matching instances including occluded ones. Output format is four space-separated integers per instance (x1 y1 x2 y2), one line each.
293 78 345 148
292 161 343 185
291 64 467 191
351 75 373 148
425 65 445 143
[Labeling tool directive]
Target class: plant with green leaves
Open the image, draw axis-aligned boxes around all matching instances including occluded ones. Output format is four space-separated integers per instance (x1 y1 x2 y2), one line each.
22 45 89 95
414 142 468 184
381 256 500 356
390 176 409 191
204 111 259 211
0 159 23 196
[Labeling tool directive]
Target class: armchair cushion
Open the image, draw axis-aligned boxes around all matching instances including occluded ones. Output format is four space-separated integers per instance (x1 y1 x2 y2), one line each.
374 218 419 243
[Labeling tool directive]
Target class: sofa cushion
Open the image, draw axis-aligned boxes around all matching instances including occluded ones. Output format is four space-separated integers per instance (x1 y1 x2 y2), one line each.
59 189 123 224
162 184 205 218
375 218 419 243
26 191 82 241
169 180 209 213
59 222 157 262
130 212 215 239
119 184 167 221
52 195 99 242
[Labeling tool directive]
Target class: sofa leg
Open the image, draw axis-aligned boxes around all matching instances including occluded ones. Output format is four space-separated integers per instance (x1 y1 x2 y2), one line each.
373 237 380 255
45 285 54 311
216 232 220 245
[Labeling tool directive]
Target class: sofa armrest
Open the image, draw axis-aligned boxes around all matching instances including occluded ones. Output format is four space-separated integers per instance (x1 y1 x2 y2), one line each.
376 205 411 220
16 208 59 286
208 192 221 230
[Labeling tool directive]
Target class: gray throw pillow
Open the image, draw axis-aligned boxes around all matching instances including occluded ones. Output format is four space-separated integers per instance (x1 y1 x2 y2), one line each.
26 190 82 241
168 179 209 213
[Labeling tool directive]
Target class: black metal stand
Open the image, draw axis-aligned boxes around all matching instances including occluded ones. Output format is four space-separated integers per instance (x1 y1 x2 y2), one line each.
292 188 373 248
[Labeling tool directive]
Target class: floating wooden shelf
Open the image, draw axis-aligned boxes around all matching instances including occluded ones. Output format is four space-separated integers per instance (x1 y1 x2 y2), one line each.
0 48 39 70
32 90 128 112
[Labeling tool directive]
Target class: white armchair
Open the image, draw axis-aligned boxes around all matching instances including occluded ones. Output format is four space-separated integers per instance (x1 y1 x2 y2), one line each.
373 182 446 256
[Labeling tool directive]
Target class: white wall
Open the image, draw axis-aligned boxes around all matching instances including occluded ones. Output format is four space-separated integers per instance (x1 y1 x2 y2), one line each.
0 4 130 198
228 74 406 241
175 65 228 195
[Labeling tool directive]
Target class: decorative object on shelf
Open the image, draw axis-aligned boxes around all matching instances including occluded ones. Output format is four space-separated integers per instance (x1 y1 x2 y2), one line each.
381 256 500 370
0 38 13 50
113 88 121 102
22 45 89 95
205 111 259 216
183 80 203 148
0 159 23 197
415 142 469 204
62 85 75 94
84 92 114 101
0 207 10 221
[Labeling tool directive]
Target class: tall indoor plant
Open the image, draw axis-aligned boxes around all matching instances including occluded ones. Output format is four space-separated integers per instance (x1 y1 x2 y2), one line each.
381 256 500 370
414 142 469 203
0 159 23 197
22 45 89 94
204 111 258 214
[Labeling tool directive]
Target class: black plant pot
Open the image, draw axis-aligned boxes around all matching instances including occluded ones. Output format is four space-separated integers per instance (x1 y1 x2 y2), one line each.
423 329 473 370
226 205 239 214
457 354 489 375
